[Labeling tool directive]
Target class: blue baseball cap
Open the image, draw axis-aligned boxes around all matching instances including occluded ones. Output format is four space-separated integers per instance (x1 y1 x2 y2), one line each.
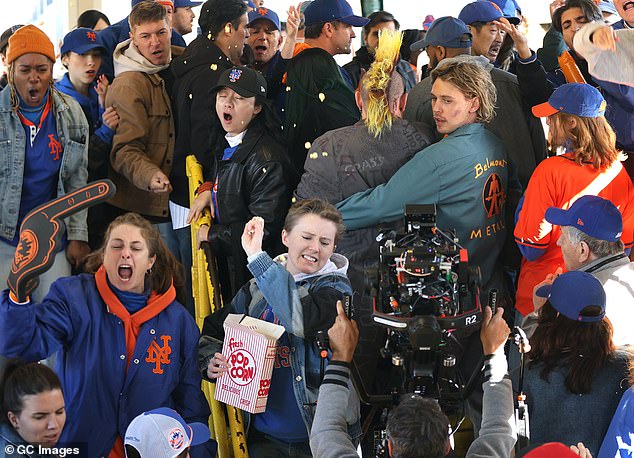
598 0 618 15
532 83 606 118
174 0 202 7
459 1 504 25
304 0 370 27
60 28 105 56
545 195 623 242
478 0 521 25
410 17 472 51
248 7 281 31
535 271 606 322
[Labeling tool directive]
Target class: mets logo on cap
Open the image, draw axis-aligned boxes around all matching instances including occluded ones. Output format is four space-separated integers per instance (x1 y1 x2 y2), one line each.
168 427 186 450
257 7 268 16
229 68 242 82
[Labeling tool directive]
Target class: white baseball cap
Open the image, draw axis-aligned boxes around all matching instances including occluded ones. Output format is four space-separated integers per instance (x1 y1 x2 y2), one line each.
124 407 210 458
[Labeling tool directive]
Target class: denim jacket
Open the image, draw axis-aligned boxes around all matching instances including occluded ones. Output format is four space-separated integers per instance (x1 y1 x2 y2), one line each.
0 88 89 242
199 252 360 435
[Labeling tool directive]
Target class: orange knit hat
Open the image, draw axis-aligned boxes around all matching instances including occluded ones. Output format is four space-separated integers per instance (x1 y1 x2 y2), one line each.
6 25 55 65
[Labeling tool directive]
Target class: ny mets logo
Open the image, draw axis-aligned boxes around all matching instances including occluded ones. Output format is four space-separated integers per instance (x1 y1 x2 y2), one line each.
482 173 506 218
168 427 186 450
257 7 269 16
11 229 38 273
48 134 62 161
229 68 242 82
146 335 172 374
86 31 97 42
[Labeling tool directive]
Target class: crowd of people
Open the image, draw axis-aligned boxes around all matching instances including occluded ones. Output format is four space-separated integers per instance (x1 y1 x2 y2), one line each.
0 0 633 456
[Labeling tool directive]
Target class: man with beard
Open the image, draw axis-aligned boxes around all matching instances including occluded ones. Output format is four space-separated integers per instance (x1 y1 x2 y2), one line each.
172 0 202 39
343 11 416 91
299 0 369 88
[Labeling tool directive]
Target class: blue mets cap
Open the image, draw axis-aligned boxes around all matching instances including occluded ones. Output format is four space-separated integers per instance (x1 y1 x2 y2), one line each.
304 0 370 27
410 17 472 51
174 0 203 7
532 83 606 118
459 1 504 25
478 0 521 24
60 28 105 56
545 195 623 242
248 7 281 31
535 271 606 323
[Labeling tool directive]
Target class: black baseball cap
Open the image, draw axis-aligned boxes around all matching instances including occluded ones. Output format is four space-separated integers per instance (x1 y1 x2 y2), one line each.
212 66 267 98
0 24 24 54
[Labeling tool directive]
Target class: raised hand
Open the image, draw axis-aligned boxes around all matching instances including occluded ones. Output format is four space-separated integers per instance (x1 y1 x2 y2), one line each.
95 74 109 109
241 216 265 257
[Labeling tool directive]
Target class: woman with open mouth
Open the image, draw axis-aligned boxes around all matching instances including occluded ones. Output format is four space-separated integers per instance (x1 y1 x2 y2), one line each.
199 199 359 457
187 66 295 305
0 213 213 458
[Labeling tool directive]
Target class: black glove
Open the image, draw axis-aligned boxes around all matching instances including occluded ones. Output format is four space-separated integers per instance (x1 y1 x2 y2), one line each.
8 180 116 302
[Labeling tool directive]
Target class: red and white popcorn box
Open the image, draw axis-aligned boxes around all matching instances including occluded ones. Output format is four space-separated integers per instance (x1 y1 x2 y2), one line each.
214 314 285 414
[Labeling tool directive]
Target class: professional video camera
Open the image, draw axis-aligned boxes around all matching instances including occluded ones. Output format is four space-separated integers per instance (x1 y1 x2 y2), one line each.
368 204 483 397
352 205 485 456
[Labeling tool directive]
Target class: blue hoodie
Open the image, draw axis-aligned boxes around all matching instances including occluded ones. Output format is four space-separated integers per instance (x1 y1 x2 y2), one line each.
55 73 114 144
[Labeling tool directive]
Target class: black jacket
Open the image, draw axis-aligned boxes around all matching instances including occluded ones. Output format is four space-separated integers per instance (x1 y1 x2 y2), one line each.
342 46 417 92
205 120 295 298
170 37 234 207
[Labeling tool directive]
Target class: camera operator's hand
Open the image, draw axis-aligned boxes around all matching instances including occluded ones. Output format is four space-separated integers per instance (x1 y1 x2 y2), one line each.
570 442 593 458
328 300 359 363
480 306 510 355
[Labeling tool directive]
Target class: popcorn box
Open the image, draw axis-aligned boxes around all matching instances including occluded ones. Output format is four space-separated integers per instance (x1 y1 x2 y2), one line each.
214 314 285 414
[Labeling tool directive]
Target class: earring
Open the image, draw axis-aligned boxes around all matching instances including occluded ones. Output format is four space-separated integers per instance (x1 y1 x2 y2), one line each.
225 25 231 33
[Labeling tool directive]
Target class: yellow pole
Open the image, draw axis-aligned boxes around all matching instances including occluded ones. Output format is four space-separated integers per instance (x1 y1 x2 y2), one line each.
186 155 248 458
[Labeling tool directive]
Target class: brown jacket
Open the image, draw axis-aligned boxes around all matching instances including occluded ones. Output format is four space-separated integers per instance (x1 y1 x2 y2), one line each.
105 41 180 218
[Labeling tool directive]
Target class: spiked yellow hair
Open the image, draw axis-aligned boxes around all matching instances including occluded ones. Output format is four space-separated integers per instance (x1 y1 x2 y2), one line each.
362 29 403 138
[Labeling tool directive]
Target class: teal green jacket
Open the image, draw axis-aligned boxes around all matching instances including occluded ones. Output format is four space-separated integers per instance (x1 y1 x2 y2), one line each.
336 123 509 294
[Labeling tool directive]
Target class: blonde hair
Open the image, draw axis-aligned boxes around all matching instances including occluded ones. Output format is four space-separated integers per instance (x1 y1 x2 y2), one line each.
549 112 619 169
360 29 403 138
431 59 497 124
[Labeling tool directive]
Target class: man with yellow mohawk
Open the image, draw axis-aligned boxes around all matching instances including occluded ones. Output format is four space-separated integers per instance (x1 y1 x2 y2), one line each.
295 29 434 388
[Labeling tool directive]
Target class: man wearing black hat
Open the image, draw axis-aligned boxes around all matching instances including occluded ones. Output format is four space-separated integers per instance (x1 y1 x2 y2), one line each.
0 24 23 90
